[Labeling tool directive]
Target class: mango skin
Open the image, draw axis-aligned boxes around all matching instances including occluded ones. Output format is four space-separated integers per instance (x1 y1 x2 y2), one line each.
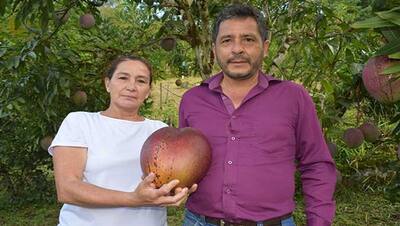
140 127 212 188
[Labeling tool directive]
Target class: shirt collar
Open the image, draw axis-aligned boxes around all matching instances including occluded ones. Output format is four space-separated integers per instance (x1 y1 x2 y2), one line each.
202 71 281 91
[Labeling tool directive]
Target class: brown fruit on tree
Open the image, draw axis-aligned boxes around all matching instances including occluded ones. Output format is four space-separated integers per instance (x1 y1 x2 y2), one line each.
40 136 53 150
140 127 212 188
160 37 176 51
358 122 380 143
175 79 182 87
342 128 364 148
72 90 87 106
362 55 400 104
79 13 96 29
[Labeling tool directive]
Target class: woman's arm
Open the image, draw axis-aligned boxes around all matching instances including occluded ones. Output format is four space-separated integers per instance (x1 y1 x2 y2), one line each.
52 146 188 207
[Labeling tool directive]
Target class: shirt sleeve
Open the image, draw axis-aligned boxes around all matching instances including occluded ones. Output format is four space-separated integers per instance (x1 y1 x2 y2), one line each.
48 112 88 156
178 94 189 128
295 86 337 226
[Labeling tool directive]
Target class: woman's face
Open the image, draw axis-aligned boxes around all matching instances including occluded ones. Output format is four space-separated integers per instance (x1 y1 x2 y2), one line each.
104 60 151 112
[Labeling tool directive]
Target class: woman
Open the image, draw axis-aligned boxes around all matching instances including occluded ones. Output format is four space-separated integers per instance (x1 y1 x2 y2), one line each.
49 55 195 226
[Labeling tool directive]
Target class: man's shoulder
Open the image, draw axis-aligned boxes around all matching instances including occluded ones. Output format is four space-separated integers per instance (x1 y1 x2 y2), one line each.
181 83 213 100
268 77 306 91
280 80 305 90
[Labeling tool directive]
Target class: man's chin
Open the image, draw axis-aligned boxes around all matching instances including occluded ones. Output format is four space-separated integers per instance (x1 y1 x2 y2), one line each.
225 71 254 80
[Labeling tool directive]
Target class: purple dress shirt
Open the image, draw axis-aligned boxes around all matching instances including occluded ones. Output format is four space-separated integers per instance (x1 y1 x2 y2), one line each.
179 71 336 225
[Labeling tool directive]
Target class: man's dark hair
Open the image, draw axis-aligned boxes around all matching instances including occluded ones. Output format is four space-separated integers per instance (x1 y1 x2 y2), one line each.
105 55 153 85
212 4 268 43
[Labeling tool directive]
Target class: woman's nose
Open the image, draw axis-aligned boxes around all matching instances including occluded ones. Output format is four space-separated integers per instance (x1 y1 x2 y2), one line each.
126 79 137 91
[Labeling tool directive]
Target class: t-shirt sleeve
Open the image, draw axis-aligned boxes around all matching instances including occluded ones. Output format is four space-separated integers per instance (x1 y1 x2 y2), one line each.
48 112 88 156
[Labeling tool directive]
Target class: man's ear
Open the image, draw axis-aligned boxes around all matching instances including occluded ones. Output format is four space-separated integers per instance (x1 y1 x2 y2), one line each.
212 43 216 57
263 40 270 57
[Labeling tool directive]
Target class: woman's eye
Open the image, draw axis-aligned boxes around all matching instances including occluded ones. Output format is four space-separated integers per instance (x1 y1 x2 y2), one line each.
119 77 127 80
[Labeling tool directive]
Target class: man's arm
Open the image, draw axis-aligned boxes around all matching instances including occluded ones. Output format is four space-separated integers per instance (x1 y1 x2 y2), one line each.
178 94 189 128
295 86 337 226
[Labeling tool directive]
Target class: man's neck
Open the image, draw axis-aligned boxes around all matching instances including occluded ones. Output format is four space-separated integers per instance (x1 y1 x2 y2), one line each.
221 72 259 92
220 72 259 108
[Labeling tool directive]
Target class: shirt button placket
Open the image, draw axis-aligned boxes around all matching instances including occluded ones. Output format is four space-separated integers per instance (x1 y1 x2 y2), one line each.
223 129 238 218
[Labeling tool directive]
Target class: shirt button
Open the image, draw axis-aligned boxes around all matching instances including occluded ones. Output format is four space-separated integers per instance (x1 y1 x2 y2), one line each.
226 188 231 194
227 160 233 165
231 136 236 141
232 115 237 119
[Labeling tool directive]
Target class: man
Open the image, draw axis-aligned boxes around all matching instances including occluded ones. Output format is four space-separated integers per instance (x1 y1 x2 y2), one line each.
179 3 336 226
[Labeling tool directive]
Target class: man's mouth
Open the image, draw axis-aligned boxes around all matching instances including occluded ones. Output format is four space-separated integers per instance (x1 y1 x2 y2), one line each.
228 58 249 64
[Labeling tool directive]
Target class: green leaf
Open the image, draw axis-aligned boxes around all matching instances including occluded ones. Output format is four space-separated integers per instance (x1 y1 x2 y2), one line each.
6 56 21 69
0 48 6 58
350 63 363 74
392 121 400 136
390 113 400 124
39 4 49 32
321 80 334 94
351 16 396 29
374 40 400 56
389 52 400 59
380 28 400 43
388 6 400 12
376 11 400 26
382 62 400 74
27 51 37 60
0 0 7 16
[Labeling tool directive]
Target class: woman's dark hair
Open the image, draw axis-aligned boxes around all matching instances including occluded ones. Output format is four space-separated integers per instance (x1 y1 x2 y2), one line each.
212 4 268 43
105 55 153 85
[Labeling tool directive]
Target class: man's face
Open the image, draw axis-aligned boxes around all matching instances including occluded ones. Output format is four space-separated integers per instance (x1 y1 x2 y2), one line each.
213 17 269 80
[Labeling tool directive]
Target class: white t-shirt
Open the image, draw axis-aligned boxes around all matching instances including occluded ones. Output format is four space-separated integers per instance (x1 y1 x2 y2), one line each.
49 112 168 226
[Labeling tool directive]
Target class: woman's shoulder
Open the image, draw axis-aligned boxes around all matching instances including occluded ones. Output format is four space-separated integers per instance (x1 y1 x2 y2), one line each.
144 118 168 129
63 111 99 122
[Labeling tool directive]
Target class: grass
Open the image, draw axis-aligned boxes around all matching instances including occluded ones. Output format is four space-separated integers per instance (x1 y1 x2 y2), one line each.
1 185 398 226
0 201 60 226
332 187 400 225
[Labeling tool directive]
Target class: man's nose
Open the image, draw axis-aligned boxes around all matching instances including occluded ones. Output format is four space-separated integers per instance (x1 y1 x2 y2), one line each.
231 40 244 54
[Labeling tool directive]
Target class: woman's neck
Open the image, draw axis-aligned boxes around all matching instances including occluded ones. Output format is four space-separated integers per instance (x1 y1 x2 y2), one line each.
101 107 144 121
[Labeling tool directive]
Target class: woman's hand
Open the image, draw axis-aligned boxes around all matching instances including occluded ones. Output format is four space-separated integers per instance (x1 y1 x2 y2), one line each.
132 173 190 207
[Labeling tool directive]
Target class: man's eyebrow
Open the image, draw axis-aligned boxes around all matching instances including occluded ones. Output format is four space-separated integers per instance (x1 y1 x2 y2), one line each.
217 34 233 40
242 33 257 37
219 33 258 39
